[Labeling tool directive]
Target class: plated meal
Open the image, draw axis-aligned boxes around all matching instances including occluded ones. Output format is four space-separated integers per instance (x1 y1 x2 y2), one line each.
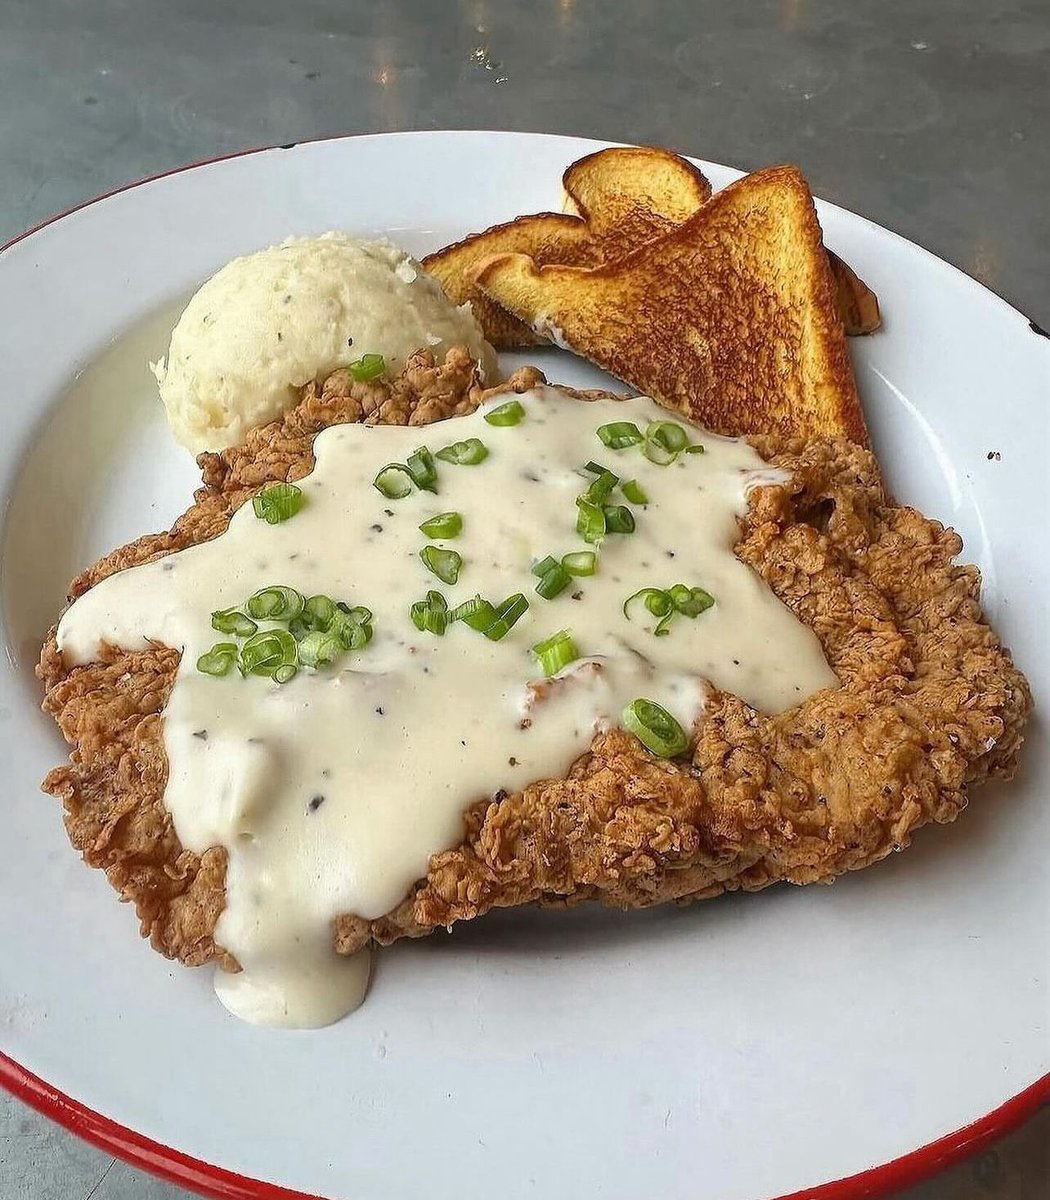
36 146 1031 1031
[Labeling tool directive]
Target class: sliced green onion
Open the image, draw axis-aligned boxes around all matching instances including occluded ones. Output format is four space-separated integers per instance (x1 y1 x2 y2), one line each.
210 608 257 638
419 511 463 539
341 603 373 624
297 629 344 668
623 587 674 629
531 629 579 677
405 446 438 493
669 584 715 618
410 589 448 636
329 604 374 650
482 592 529 641
420 545 462 585
624 584 714 636
449 594 497 631
246 585 305 622
685 443 706 455
576 497 606 544
622 698 689 757
196 642 238 677
534 561 571 600
603 504 636 534
597 421 644 449
303 594 337 630
643 420 691 465
562 550 597 577
239 628 298 679
252 482 304 525
339 618 374 650
484 399 525 427
647 421 690 453
585 467 620 505
435 437 488 466
273 663 298 684
373 463 414 499
621 479 649 505
348 353 386 382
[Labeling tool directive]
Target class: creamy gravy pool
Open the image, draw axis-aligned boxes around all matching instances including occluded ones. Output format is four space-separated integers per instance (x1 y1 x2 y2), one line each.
57 387 837 1027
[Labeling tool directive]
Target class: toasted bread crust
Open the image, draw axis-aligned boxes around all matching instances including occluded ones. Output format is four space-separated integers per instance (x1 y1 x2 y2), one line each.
423 147 880 345
422 214 601 347
475 166 869 446
562 145 712 261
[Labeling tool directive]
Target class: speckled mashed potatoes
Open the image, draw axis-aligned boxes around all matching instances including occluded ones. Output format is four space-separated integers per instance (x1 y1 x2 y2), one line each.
152 233 499 453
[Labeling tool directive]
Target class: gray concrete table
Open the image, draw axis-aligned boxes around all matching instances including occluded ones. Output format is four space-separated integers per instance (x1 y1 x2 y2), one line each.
0 2 1046 1197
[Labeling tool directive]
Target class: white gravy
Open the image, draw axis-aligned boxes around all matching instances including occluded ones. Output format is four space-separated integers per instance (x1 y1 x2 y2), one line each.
57 387 837 1027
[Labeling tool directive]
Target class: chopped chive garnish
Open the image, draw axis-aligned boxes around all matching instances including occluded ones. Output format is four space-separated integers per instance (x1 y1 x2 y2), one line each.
532 629 579 677
410 589 449 636
669 584 715 618
405 446 438 493
435 437 488 465
576 497 606 544
603 504 635 534
585 467 620 505
373 463 414 499
483 593 529 640
533 558 571 600
622 698 689 757
623 587 675 635
449 594 498 631
420 545 462 585
297 630 344 668
621 479 648 505
419 512 463 539
239 628 298 679
484 399 525 427
597 421 644 449
562 550 597 577
246 585 305 622
643 420 694 465
623 584 715 636
348 353 386 382
211 608 258 638
196 642 238 677
303 594 337 630
252 482 304 524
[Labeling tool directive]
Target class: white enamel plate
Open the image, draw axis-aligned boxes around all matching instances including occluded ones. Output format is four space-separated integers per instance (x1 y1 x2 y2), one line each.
0 133 1047 1200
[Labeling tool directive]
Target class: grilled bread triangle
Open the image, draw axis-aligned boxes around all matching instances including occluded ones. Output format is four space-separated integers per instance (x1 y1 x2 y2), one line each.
422 147 712 347
424 147 879 346
473 165 869 445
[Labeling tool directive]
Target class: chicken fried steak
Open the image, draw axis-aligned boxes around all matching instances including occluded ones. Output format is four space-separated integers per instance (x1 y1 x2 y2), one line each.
40 347 1031 977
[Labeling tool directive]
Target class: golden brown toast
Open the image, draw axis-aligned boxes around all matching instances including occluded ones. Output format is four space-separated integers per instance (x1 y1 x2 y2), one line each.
422 213 601 349
423 146 880 345
473 165 869 446
422 146 711 348
560 145 712 261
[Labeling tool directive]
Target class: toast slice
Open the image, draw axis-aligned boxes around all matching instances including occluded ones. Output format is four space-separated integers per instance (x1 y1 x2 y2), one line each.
422 147 712 348
424 146 880 346
473 165 869 445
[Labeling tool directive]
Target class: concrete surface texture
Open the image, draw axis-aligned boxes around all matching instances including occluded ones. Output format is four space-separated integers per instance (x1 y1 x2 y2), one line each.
0 0 1047 1197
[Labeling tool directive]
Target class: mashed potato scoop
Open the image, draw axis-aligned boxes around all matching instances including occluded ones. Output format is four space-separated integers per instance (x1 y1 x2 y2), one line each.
153 233 499 453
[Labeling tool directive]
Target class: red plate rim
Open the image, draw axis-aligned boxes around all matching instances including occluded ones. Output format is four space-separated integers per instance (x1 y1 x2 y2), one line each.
1 132 1047 1199
3 1051 1046 1200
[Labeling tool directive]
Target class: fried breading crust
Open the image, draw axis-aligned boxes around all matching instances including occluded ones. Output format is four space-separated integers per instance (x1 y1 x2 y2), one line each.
39 348 1031 968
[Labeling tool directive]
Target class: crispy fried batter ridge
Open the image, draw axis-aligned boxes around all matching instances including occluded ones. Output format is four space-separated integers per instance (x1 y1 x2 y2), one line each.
39 348 1030 968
